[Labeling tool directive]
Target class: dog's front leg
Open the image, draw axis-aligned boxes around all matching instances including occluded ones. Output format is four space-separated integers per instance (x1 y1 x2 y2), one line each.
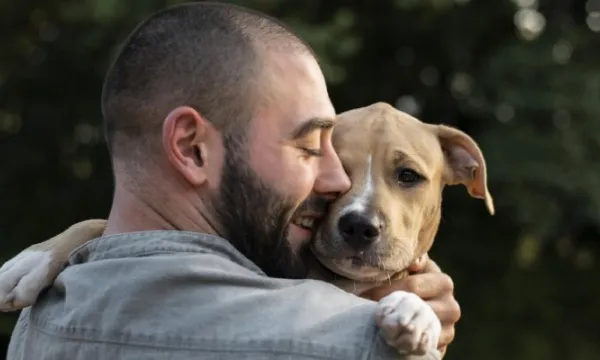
375 290 442 356
0 219 106 311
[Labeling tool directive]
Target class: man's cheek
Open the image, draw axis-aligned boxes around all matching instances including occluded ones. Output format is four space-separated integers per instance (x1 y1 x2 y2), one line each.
272 152 318 198
288 165 318 200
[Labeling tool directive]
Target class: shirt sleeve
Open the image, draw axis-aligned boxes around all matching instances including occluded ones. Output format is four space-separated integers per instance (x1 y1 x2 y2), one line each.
6 307 30 360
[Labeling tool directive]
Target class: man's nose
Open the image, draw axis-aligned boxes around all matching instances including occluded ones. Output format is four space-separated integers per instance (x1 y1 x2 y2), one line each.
313 147 351 198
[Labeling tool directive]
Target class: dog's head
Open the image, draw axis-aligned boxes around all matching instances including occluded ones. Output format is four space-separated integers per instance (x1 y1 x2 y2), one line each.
312 102 494 282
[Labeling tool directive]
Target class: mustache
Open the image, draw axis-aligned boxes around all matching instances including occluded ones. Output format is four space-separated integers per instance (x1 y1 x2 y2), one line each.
295 195 330 215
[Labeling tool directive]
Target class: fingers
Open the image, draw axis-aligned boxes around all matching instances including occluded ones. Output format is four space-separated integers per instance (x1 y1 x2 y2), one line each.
427 295 460 350
402 272 453 300
438 345 448 357
362 272 454 302
428 296 461 324
439 326 456 350
407 253 429 273
408 255 443 275
420 257 442 274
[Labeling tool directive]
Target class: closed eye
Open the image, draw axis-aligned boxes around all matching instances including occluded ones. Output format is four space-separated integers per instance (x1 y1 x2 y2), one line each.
396 167 424 187
299 147 323 157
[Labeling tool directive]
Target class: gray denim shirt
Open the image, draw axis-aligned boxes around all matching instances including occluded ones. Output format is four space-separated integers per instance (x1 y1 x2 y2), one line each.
7 231 440 360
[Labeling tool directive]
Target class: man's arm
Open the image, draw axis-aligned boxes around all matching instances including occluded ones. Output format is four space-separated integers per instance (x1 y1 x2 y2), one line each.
0 222 457 358
6 235 442 360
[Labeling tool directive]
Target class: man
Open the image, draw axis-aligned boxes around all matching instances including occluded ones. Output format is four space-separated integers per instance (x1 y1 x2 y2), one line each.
8 3 459 359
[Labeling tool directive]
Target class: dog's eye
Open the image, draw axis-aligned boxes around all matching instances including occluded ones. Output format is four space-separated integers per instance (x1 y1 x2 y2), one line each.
396 168 423 185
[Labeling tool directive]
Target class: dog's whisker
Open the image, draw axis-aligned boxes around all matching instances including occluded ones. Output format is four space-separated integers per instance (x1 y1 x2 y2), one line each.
373 254 394 285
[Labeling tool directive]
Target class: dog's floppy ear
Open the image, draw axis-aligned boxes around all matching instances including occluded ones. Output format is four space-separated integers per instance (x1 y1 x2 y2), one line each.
435 125 495 215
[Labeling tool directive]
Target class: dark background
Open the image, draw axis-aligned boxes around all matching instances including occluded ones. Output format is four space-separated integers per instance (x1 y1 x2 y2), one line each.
1 0 600 359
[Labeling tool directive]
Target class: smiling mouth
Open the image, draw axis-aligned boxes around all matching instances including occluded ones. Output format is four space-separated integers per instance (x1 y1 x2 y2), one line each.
291 213 323 231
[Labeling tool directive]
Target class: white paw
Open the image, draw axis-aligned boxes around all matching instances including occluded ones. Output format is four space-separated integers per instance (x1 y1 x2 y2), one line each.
375 291 441 355
0 250 54 311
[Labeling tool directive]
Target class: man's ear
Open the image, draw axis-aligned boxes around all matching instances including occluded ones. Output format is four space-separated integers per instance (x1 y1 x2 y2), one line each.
435 124 495 215
162 106 214 187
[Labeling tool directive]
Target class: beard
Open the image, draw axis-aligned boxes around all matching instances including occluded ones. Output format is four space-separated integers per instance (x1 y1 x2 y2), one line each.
210 134 312 279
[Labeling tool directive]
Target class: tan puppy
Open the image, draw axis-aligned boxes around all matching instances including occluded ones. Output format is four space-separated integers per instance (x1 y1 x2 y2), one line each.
0 102 493 356
313 102 493 294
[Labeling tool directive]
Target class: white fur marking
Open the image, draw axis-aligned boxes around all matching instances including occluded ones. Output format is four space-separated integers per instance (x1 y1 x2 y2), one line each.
375 291 442 355
341 154 374 216
0 250 53 311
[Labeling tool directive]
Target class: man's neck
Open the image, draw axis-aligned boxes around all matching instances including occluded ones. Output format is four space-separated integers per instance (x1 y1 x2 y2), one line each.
104 184 220 237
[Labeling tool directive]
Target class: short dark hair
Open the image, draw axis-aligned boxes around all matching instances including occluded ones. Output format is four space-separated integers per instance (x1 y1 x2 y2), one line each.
101 2 313 162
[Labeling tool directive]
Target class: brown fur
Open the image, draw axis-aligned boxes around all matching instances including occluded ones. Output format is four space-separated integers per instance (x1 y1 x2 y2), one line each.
310 103 493 293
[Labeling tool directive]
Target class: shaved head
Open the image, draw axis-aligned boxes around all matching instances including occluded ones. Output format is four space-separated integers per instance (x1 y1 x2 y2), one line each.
96 3 349 277
102 2 313 167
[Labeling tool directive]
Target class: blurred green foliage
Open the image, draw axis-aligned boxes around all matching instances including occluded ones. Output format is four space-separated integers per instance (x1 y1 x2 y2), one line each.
1 0 599 359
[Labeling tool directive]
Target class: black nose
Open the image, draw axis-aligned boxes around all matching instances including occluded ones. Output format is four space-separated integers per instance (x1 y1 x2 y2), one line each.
337 211 381 250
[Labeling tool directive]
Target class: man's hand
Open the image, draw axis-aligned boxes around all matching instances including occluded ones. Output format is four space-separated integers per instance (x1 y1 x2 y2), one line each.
360 257 460 356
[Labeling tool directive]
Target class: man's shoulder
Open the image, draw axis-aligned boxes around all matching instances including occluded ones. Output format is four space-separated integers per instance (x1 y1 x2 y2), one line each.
18 231 394 359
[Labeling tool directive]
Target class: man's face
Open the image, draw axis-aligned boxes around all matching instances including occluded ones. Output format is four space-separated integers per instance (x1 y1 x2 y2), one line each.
211 52 351 279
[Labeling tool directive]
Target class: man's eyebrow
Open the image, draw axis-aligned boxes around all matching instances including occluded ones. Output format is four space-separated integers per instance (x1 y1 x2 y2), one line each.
290 118 335 140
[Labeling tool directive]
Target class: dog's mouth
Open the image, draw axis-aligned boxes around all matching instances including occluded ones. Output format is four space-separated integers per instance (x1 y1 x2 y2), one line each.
317 252 386 269
348 255 371 266
315 254 395 282
310 238 410 282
